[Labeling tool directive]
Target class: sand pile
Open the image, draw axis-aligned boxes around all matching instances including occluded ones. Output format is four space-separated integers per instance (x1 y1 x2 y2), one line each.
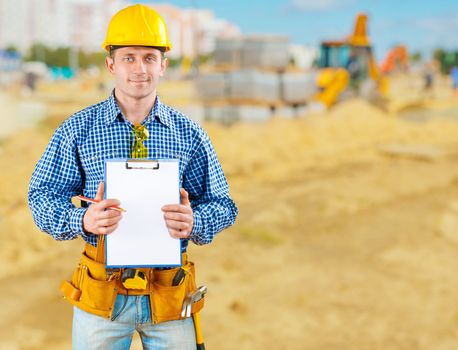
0 91 48 140
206 98 458 184
0 128 66 279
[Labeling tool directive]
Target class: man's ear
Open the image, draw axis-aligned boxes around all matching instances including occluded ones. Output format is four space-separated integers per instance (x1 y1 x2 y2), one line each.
160 57 169 77
105 56 115 74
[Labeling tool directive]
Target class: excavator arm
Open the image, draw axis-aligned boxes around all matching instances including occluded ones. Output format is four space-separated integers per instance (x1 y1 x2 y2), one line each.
314 13 386 107
316 68 350 108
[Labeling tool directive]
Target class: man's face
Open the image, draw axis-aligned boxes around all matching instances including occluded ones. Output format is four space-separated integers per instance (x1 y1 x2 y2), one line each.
105 46 167 100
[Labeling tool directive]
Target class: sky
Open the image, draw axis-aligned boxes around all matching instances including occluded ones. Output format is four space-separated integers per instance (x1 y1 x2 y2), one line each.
143 0 458 60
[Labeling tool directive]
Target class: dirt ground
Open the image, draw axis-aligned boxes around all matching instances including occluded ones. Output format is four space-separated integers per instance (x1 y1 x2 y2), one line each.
2 76 458 349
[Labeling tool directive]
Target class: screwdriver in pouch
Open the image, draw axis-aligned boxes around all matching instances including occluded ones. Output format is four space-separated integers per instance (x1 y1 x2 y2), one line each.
172 268 186 286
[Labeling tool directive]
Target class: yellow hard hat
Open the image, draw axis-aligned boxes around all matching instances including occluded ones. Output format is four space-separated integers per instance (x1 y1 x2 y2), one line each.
102 4 172 52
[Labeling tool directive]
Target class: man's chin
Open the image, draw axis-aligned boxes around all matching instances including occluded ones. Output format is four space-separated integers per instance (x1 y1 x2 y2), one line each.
127 89 155 100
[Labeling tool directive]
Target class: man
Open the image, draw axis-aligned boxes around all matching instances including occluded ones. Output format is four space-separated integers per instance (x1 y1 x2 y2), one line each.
346 49 363 92
28 4 237 349
451 66 458 96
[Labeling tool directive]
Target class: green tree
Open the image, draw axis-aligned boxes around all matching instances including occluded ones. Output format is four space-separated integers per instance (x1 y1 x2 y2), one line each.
410 51 422 62
25 43 107 68
25 43 48 62
78 51 106 68
433 48 458 74
5 45 19 55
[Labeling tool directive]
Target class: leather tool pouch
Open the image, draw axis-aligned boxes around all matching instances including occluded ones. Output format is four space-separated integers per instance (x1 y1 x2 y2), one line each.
150 261 204 324
60 247 118 319
60 236 204 323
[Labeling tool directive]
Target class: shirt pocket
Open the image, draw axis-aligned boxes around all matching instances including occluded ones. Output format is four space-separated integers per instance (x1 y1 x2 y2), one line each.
154 150 190 181
79 149 122 181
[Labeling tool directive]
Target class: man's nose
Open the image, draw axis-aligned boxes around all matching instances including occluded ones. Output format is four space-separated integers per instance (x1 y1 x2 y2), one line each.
132 59 146 73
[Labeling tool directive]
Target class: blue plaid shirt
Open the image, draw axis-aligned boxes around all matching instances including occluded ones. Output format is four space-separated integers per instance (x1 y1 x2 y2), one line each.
28 94 237 252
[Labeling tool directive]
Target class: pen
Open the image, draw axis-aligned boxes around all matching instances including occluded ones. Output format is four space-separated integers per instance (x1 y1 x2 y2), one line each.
76 195 126 212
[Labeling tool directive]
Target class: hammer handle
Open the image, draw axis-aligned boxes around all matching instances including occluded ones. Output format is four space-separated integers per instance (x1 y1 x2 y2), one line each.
193 312 205 349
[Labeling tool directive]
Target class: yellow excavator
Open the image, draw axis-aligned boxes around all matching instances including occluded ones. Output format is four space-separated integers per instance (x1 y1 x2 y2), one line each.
315 13 388 108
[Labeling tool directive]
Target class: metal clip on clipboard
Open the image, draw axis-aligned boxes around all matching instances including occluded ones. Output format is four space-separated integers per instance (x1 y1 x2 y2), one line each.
126 160 159 170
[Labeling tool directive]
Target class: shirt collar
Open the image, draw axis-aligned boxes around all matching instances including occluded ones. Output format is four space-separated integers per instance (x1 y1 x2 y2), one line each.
105 93 122 125
105 92 172 128
151 95 173 128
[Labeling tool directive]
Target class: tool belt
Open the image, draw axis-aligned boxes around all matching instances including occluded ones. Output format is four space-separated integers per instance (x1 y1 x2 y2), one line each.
60 236 204 324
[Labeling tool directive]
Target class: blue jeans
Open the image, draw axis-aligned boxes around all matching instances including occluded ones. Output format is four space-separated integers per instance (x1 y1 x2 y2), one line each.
72 294 196 350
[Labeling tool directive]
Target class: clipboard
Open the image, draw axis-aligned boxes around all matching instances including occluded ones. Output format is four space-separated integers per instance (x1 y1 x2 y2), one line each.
104 158 181 267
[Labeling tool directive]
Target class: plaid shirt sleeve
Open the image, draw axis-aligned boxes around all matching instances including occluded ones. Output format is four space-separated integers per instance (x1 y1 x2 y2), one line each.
28 122 87 240
184 130 238 245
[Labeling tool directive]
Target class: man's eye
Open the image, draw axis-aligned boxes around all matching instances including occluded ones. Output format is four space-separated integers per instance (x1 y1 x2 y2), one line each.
146 56 155 62
125 57 134 62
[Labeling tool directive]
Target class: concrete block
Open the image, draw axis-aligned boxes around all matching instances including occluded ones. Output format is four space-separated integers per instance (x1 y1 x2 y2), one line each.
229 70 280 102
281 72 317 103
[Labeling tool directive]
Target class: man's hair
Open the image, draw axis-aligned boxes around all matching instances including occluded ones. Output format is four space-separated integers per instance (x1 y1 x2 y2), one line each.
109 46 165 59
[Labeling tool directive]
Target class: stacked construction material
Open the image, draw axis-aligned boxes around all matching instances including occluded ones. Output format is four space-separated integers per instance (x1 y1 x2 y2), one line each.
281 72 317 105
213 38 242 67
195 72 228 102
240 36 289 71
228 70 280 103
203 105 271 124
196 35 317 123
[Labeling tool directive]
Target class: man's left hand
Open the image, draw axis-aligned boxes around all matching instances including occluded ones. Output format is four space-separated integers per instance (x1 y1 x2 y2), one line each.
162 188 194 239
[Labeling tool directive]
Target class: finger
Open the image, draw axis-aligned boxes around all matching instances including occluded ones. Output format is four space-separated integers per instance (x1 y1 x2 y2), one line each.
163 212 189 222
167 227 189 239
96 222 119 235
180 188 191 206
99 209 122 220
99 216 122 227
162 204 192 213
95 182 104 201
98 198 121 209
103 223 119 234
165 219 189 231
95 226 108 235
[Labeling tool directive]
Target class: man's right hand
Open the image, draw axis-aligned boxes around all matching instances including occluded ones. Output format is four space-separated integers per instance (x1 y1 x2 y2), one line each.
82 182 123 235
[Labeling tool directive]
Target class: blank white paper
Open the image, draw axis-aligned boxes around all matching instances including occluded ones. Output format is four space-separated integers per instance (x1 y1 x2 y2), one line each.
105 159 181 267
